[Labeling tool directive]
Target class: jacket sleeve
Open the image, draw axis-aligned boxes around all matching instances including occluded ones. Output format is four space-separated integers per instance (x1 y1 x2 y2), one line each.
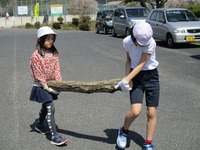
54 56 62 81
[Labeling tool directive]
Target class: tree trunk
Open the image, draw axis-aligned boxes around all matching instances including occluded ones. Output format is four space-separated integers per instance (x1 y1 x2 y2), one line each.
47 78 121 94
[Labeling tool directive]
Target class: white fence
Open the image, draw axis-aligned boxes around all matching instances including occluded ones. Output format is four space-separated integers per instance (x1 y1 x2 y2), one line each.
0 15 96 28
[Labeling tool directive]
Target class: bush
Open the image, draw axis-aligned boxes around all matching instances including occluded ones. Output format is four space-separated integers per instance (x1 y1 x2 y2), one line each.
52 22 61 29
79 15 91 31
57 16 64 24
61 23 79 30
183 4 200 18
79 23 90 31
126 2 136 7
80 16 91 24
72 18 79 26
34 21 41 29
25 23 33 28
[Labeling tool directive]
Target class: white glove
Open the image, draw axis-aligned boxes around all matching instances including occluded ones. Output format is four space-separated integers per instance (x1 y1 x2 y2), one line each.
43 84 59 95
45 87 59 95
115 79 132 92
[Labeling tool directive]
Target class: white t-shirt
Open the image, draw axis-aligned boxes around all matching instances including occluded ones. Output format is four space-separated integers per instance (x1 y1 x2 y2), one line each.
123 35 159 70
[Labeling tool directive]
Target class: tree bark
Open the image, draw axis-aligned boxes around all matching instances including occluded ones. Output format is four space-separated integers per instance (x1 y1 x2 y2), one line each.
47 78 121 94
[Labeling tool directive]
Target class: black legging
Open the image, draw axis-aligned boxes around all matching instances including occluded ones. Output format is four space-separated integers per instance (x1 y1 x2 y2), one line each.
38 101 57 136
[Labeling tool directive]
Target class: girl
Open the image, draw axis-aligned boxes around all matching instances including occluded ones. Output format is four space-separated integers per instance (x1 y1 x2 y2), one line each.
29 26 68 146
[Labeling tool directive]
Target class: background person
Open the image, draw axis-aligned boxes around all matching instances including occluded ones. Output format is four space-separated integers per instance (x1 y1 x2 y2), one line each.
6 12 9 20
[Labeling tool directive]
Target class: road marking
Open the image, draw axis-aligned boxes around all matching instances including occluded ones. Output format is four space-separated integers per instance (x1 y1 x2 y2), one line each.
12 34 19 146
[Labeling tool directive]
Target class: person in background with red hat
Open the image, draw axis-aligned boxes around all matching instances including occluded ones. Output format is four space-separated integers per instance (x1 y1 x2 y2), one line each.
29 26 68 146
115 22 160 150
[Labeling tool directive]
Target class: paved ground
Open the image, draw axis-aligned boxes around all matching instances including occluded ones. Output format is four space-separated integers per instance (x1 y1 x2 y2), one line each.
0 28 199 150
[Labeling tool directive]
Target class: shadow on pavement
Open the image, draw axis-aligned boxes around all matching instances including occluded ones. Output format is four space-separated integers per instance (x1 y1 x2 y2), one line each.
30 120 145 148
57 128 145 149
156 41 200 49
29 120 67 147
108 36 200 50
190 55 200 60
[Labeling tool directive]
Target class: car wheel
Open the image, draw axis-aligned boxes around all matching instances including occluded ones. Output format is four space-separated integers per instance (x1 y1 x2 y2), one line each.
103 26 107 34
95 26 99 34
112 27 116 37
167 34 175 48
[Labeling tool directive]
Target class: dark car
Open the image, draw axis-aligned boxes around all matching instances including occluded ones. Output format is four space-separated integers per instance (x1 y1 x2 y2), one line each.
95 9 114 34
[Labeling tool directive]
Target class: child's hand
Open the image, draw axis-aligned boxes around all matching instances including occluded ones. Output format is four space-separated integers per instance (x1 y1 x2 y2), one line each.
45 87 59 95
115 79 132 92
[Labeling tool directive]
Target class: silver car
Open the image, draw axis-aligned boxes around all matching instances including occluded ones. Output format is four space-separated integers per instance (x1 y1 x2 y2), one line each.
112 7 149 37
146 8 200 47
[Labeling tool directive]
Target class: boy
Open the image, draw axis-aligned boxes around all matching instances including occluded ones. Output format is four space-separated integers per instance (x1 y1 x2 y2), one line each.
115 22 160 150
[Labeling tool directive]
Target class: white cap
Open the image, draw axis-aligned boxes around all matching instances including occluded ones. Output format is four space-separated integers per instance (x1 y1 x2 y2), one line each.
37 26 56 38
133 22 153 46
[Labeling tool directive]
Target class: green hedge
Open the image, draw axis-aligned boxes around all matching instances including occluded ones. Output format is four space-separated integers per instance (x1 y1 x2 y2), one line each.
183 4 200 18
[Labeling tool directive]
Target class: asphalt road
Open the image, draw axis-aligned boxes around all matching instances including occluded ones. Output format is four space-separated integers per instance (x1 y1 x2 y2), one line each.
0 29 199 150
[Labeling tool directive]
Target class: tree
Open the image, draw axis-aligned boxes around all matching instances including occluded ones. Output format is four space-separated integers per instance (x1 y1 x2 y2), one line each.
148 0 168 8
0 0 13 16
123 0 168 8
68 0 98 16
0 0 9 7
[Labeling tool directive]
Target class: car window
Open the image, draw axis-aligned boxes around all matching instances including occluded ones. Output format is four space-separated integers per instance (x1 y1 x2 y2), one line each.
114 9 120 17
150 11 158 21
157 11 165 23
185 10 198 21
166 10 184 22
103 10 113 20
126 8 148 17
97 12 102 19
166 10 198 22
119 9 125 16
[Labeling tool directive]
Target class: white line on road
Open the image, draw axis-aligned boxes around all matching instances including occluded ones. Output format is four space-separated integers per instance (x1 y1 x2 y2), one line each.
12 34 19 147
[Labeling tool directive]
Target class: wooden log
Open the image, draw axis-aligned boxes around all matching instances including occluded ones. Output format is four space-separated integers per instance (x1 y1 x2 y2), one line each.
47 78 122 94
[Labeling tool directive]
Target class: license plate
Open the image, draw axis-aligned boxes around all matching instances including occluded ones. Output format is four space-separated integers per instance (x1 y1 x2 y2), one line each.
186 36 195 41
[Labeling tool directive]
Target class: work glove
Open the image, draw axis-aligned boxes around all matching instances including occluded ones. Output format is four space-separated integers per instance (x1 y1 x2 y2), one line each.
114 79 132 92
45 87 59 95
43 84 59 95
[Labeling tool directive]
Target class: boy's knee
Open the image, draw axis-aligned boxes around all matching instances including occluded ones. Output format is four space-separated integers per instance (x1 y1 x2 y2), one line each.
146 107 157 118
129 109 141 117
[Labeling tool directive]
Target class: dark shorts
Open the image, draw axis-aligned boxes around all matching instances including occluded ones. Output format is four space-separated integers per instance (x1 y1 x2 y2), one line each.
29 86 58 103
129 68 160 107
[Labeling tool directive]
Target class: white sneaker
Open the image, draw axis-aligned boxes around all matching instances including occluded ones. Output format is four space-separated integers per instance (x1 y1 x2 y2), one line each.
116 128 128 149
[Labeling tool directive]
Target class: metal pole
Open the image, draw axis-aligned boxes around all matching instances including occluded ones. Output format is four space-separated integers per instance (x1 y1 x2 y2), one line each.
0 2 2 17
41 0 43 16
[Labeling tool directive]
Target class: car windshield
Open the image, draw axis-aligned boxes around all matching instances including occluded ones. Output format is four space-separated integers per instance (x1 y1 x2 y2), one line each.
166 10 198 22
103 10 113 20
126 8 148 17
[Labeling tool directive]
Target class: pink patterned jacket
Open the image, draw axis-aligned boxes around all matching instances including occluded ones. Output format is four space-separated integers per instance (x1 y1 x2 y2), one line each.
30 50 62 86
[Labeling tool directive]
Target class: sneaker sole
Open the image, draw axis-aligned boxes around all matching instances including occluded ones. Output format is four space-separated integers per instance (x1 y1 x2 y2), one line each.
51 139 68 146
